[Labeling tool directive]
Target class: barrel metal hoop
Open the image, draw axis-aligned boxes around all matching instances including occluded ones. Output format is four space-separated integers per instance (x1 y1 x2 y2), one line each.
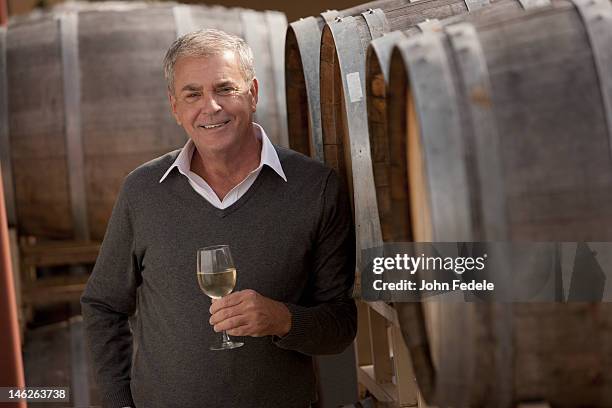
398 33 474 404
446 23 509 241
265 11 289 148
446 23 513 406
172 4 196 37
464 0 490 11
369 31 405 83
492 303 515 407
172 4 197 38
572 0 612 160
320 9 340 24
398 31 472 242
0 27 17 227
241 10 278 145
361 8 390 41
326 16 383 260
288 16 325 162
417 18 442 33
518 0 552 10
60 12 90 240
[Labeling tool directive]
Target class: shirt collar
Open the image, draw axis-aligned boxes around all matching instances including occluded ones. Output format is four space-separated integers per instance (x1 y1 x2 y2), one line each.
159 122 287 183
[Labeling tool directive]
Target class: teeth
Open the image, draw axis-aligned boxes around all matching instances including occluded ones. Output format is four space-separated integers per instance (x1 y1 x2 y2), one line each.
201 121 227 129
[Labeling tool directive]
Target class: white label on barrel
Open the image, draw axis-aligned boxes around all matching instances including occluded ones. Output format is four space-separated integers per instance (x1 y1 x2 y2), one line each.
346 72 363 103
464 0 490 11
518 0 551 8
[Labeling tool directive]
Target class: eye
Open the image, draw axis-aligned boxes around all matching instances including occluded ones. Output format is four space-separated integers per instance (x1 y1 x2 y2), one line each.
184 92 200 102
217 86 237 95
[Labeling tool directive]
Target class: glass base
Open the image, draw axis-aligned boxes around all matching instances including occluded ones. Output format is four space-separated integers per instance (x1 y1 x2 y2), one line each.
210 341 244 351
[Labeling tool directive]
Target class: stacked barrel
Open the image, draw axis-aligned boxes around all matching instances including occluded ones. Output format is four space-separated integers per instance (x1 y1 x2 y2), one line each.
285 0 612 406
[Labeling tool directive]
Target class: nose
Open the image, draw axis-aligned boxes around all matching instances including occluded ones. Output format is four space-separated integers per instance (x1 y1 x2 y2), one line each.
198 91 222 116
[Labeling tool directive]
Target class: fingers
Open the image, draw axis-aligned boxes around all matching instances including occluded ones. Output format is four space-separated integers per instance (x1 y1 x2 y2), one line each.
221 320 266 338
209 289 252 314
209 303 240 325
213 315 248 333
227 325 263 337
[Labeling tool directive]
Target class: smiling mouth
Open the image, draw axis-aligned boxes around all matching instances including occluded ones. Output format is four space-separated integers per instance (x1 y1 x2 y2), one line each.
199 120 230 130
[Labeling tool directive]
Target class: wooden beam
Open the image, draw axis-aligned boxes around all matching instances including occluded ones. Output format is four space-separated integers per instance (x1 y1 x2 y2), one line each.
367 300 399 327
417 392 431 408
368 306 393 384
24 282 88 306
356 301 373 366
69 315 90 407
8 228 24 343
21 239 100 267
0 0 7 26
357 365 396 403
0 168 26 407
390 325 419 407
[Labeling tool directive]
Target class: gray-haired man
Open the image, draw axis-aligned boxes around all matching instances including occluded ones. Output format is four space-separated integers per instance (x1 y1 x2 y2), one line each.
81 29 357 408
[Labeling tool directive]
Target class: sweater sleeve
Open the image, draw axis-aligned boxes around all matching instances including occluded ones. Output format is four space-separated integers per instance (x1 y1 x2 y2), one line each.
274 169 357 355
81 182 140 408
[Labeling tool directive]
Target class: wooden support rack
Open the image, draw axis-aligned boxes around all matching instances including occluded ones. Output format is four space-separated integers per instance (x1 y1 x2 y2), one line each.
355 300 423 408
15 235 100 331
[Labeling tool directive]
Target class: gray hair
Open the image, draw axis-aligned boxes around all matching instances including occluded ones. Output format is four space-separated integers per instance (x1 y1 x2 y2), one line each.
163 29 255 93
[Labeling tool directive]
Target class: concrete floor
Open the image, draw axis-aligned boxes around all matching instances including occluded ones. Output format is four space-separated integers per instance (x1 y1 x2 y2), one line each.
22 302 100 408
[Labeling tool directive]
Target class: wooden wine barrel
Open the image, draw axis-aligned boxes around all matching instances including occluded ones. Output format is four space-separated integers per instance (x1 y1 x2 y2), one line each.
0 2 287 241
385 0 612 405
365 0 549 243
319 0 504 272
285 0 407 161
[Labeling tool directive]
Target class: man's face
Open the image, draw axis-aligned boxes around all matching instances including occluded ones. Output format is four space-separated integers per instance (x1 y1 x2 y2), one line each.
169 51 258 154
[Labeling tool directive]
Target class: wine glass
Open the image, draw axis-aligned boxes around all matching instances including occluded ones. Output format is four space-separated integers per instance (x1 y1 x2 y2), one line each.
197 245 244 350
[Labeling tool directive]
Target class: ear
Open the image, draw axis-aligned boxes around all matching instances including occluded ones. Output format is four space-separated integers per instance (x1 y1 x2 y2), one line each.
168 89 181 125
249 77 259 112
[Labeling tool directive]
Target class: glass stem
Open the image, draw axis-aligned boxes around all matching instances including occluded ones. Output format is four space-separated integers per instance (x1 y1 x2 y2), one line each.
222 330 231 344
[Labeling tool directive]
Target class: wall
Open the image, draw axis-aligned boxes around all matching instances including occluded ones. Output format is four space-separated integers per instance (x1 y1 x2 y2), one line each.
7 0 366 23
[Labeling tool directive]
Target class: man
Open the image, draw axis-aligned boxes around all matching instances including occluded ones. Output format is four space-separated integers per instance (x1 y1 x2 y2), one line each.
81 29 357 408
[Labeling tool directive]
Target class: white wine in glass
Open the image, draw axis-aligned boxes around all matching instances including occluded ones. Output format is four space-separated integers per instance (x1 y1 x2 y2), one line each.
197 245 244 350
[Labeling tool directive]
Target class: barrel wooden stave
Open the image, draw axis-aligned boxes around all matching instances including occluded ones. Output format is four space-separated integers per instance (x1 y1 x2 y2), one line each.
8 18 72 238
512 303 612 405
384 0 470 29
285 25 314 157
480 4 612 240
78 8 181 239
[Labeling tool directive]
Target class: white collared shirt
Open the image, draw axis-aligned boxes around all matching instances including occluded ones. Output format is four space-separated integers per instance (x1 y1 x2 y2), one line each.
159 123 287 209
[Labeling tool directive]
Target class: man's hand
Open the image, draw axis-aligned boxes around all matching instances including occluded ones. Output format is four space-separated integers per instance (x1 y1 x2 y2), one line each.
209 289 292 337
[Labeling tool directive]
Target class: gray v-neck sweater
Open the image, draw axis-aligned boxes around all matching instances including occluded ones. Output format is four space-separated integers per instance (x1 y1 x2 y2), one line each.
81 146 357 408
